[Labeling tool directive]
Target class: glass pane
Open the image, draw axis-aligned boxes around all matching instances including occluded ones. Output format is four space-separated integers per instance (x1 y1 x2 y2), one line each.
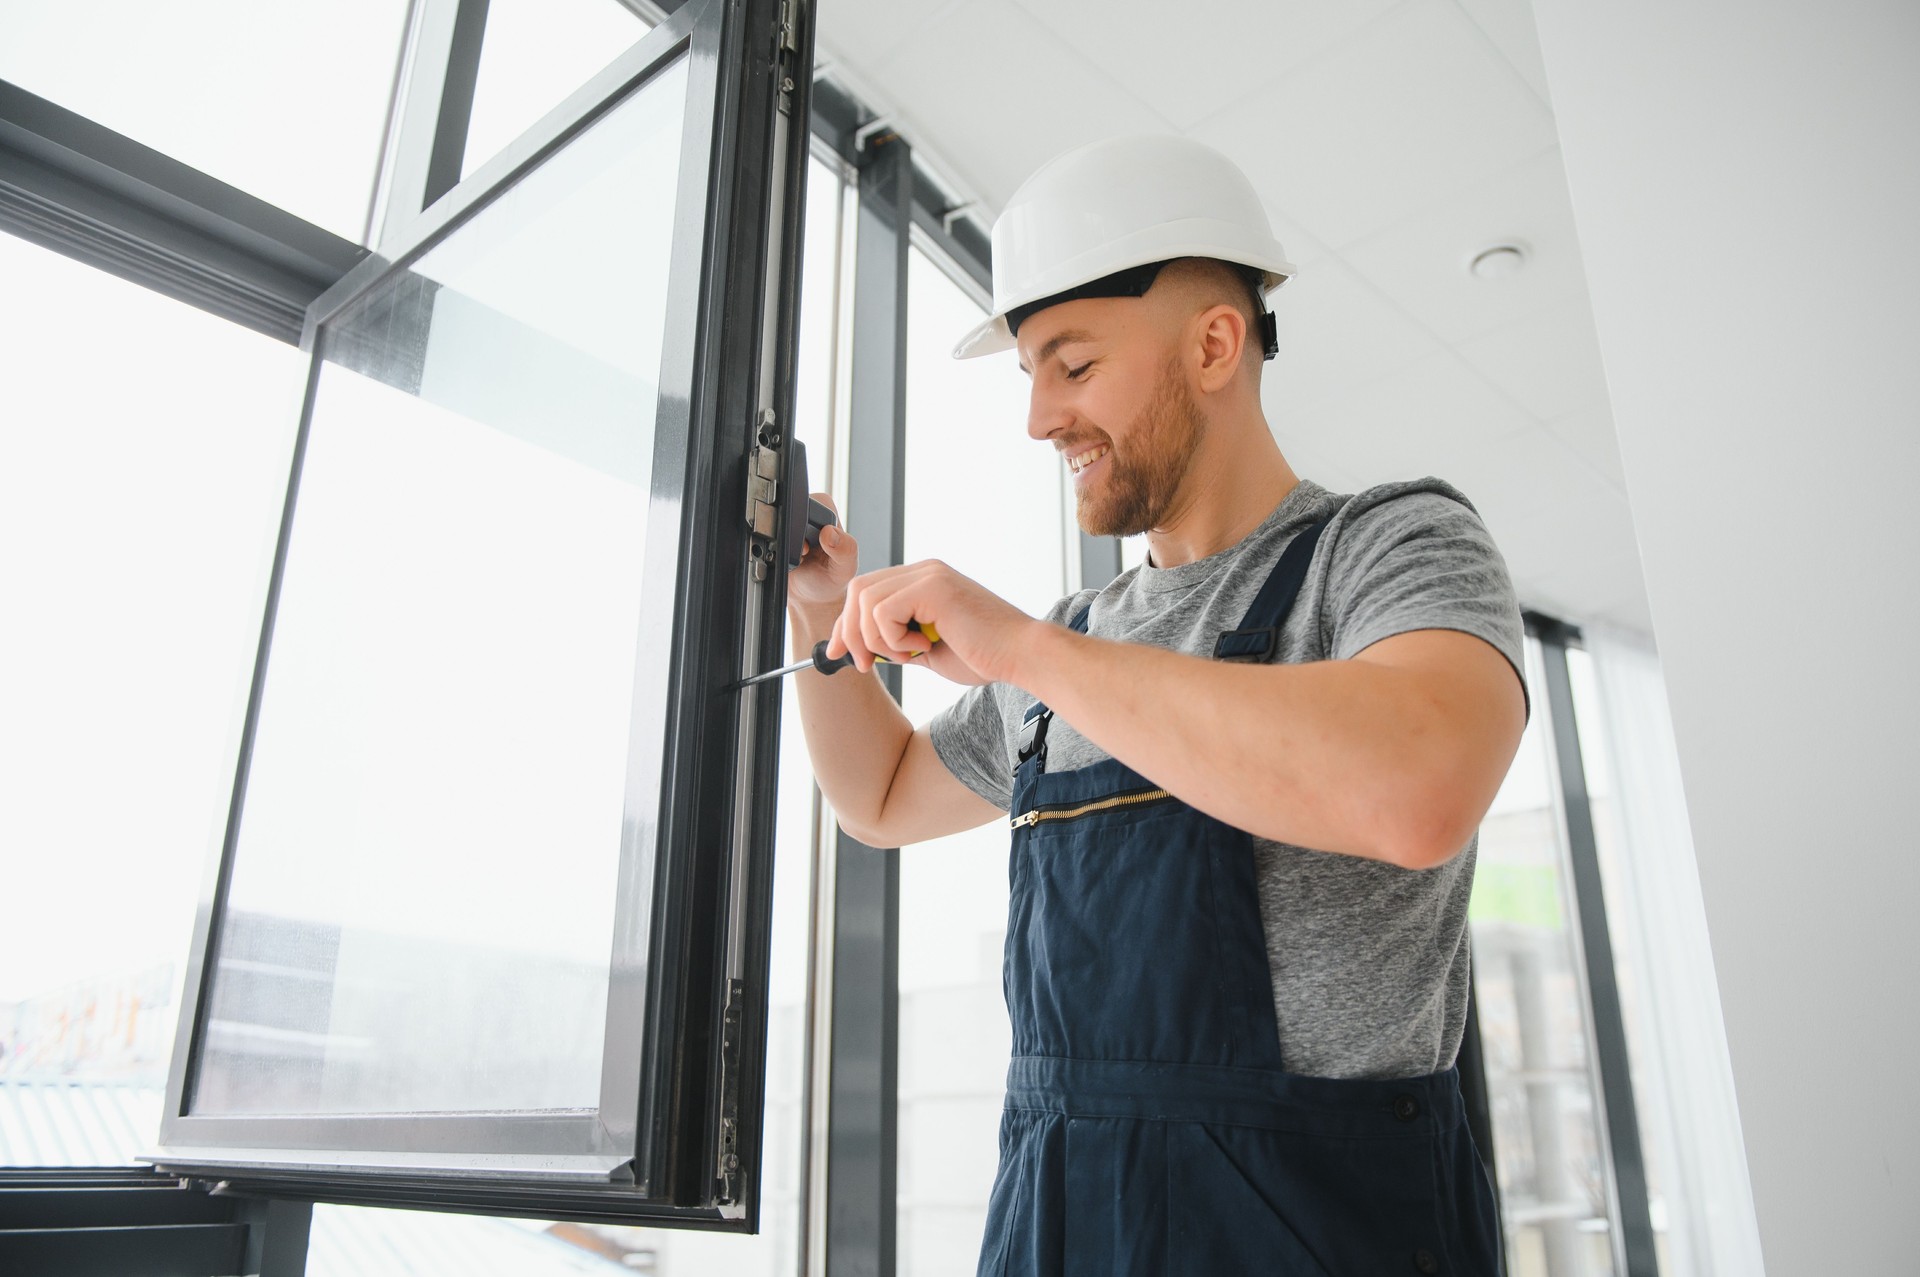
0 0 410 242
1470 637 1621 1276
0 234 307 1165
463 0 652 179
187 56 690 1118
898 247 1067 1274
1565 644 1685 1275
299 154 844 1277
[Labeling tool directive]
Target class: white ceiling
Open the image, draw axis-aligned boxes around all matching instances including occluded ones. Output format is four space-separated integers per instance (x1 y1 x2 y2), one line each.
816 0 1651 635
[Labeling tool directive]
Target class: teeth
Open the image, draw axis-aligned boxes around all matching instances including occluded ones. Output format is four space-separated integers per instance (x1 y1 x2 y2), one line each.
1067 445 1109 474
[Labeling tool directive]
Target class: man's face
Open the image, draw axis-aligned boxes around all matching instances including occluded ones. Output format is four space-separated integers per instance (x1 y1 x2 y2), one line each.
1017 298 1204 538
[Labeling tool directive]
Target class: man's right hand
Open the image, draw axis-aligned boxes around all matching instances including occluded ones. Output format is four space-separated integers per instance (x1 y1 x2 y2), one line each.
781 489 1002 848
789 492 856 615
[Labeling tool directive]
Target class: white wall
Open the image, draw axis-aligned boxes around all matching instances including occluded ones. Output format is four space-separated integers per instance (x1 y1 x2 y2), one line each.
1529 2 1920 1272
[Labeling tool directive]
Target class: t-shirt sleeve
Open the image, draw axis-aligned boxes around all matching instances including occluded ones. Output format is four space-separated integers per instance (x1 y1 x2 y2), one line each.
925 590 1097 812
1321 485 1528 713
928 684 1015 812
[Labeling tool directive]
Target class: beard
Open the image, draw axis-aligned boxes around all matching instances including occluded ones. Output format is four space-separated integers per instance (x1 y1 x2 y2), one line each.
1073 357 1206 538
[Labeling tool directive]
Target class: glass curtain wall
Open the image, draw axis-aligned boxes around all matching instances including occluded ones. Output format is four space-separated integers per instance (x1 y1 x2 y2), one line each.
896 245 1068 1276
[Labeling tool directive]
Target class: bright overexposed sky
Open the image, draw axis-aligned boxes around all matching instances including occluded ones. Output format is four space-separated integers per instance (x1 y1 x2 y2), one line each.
0 235 308 1002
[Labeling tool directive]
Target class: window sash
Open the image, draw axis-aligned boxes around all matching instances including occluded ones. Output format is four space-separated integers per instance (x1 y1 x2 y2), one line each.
150 0 808 1226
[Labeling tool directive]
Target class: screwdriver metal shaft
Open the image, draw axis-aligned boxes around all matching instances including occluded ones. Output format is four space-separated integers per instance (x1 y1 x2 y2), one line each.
730 622 941 690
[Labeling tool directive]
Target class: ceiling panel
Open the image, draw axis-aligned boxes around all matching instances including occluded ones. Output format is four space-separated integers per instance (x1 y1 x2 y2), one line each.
851 0 1171 210
1278 350 1534 484
1341 147 1586 345
1455 297 1610 420
1451 0 1554 105
814 0 960 83
1443 420 1622 527
1262 258 1444 418
1189 0 1557 249
1544 403 1627 493
1001 0 1402 131
1495 476 1638 579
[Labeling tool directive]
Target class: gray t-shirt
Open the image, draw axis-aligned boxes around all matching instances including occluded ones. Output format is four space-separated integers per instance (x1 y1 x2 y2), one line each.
928 477 1526 1080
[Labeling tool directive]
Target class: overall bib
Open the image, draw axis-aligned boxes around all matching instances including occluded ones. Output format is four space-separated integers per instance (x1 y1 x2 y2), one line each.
976 520 1505 1277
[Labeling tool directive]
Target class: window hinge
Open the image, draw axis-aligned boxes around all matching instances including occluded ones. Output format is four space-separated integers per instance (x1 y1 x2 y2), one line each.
745 409 780 583
775 0 801 112
715 977 747 1205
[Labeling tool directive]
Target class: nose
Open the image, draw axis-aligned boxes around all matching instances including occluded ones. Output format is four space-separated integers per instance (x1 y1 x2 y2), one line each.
1027 378 1071 443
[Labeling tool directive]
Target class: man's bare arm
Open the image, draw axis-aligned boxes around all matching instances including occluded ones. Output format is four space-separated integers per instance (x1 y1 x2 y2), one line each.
830 559 1526 871
785 512 1001 848
1011 625 1525 869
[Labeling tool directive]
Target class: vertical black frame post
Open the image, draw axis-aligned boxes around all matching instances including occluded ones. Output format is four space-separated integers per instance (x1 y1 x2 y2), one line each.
825 128 911 1277
1532 618 1659 1277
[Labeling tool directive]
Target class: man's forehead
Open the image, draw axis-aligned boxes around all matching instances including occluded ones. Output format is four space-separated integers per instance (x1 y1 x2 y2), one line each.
1015 324 1097 374
1014 288 1167 372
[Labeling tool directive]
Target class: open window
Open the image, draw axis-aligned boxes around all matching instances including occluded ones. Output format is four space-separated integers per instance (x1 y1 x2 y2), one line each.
150 0 813 1228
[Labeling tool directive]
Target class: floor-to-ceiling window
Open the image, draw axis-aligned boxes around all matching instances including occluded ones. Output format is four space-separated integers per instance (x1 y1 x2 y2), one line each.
894 244 1066 1276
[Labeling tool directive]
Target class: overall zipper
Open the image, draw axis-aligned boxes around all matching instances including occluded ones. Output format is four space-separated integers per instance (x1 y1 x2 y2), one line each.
1009 786 1173 829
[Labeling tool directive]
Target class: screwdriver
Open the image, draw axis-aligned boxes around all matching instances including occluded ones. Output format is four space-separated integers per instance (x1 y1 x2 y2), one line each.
731 621 942 690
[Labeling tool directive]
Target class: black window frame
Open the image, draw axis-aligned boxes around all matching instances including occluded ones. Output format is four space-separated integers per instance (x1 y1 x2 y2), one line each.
143 0 814 1229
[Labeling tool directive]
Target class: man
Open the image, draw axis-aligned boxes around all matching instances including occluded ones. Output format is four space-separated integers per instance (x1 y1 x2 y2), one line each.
789 134 1525 1275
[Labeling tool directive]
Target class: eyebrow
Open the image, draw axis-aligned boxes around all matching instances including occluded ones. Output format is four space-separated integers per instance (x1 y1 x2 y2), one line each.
1017 328 1096 376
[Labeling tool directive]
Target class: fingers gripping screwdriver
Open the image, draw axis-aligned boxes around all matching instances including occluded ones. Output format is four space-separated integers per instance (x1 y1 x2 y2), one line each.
733 460 941 689
732 620 941 690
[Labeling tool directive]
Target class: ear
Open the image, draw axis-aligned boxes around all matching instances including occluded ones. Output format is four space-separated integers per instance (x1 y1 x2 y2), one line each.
1192 303 1247 394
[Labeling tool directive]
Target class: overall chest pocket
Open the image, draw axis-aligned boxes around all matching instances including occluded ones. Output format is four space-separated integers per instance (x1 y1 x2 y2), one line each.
1004 792 1264 1066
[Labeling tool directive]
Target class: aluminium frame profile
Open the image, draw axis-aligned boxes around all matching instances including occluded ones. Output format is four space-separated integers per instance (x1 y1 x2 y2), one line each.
0 79 366 345
149 0 807 1227
1524 613 1660 1277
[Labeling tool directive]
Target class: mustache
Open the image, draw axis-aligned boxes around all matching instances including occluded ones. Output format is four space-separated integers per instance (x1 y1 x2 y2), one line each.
1052 430 1114 454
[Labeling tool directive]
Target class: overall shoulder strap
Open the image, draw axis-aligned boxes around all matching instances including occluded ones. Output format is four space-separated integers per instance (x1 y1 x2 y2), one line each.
1016 603 1094 767
1212 518 1328 662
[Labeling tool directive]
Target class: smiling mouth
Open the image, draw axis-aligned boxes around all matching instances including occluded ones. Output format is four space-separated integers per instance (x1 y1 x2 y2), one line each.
1066 444 1110 475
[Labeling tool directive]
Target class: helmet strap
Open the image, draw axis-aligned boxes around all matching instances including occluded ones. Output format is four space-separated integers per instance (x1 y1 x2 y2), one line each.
1257 310 1279 362
1007 258 1280 362
1005 260 1169 339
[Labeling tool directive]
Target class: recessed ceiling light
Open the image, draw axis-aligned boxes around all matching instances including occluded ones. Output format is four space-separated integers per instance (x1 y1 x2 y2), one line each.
1466 241 1528 278
1469 243 1529 279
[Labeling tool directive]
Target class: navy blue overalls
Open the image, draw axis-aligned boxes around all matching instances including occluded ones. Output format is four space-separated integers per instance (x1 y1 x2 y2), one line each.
977 520 1505 1277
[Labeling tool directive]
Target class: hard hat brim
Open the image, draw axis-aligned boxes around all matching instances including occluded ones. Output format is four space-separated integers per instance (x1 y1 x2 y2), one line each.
953 314 1015 360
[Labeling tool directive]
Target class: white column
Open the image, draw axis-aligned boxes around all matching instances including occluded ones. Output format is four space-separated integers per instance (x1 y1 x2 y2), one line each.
1528 1 1920 1272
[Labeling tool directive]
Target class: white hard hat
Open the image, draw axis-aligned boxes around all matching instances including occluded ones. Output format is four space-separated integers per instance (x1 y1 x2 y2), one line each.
953 134 1297 360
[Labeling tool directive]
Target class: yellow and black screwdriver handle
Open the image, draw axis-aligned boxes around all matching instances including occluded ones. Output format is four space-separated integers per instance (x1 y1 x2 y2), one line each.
802 620 942 677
